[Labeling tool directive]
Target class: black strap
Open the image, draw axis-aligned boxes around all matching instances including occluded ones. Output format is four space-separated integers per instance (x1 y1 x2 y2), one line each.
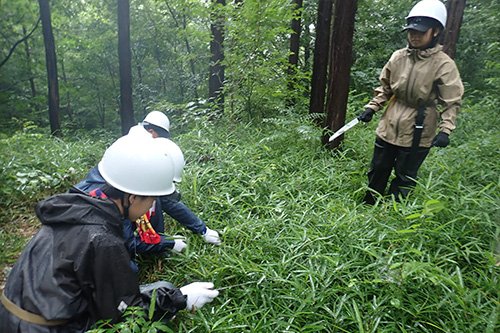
410 103 426 155
403 103 426 174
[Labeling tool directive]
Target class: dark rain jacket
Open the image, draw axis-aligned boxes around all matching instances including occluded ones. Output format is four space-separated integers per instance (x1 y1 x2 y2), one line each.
0 192 186 333
75 166 208 257
74 166 175 255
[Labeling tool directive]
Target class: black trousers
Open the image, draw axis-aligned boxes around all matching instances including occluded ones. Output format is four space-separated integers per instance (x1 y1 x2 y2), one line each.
363 137 430 204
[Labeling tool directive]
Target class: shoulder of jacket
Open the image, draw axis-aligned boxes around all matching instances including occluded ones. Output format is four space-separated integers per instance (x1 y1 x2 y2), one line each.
390 48 408 59
88 225 124 247
432 50 461 73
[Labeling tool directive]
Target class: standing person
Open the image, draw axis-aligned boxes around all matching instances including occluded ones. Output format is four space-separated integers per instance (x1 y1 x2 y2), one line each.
358 0 464 204
0 135 219 332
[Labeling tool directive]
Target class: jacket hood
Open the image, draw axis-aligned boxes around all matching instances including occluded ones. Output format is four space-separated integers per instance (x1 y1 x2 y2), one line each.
36 192 123 228
406 44 442 59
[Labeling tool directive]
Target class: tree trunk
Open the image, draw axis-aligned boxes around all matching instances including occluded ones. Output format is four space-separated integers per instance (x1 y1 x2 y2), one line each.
324 0 357 147
95 83 106 128
286 0 303 106
117 0 135 135
38 0 61 137
22 25 37 100
208 0 226 112
100 55 119 108
60 55 73 122
303 21 311 72
288 0 303 69
308 0 333 126
441 0 466 59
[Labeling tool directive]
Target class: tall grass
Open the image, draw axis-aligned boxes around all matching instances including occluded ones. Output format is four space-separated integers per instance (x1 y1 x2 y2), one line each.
1 101 498 332
157 101 498 332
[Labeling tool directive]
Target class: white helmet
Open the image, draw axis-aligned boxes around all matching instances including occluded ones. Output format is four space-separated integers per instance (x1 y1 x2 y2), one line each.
143 111 170 132
157 138 185 182
406 0 447 29
128 124 151 138
98 135 176 196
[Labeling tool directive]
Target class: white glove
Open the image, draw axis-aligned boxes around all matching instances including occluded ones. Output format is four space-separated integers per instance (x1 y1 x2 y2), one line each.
180 282 219 311
202 227 221 245
172 238 187 252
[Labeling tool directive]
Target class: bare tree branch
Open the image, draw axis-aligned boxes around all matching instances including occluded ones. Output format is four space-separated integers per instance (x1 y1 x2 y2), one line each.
0 17 41 68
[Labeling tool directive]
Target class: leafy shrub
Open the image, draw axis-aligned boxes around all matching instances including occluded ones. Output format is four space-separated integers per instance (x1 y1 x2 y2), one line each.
88 307 175 333
0 124 108 212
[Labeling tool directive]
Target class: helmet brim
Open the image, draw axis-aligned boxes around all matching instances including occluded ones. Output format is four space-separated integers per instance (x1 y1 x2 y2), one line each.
403 22 431 32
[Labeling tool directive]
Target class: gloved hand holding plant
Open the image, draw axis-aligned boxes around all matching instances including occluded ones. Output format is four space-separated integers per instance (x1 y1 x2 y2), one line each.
180 282 219 311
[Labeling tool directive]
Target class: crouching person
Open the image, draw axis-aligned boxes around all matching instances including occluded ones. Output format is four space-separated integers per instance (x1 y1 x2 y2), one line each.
0 134 219 333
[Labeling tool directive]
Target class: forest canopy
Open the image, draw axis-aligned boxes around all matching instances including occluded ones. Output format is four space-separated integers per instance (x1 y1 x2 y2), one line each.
1 0 499 135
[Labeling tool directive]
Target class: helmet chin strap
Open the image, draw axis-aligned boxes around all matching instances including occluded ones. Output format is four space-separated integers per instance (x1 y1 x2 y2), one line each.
121 194 131 219
428 31 441 48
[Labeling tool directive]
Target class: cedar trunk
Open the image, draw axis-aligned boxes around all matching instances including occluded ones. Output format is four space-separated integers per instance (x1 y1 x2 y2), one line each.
441 0 466 59
22 25 37 99
309 0 333 125
117 0 135 135
209 0 226 112
38 0 61 136
324 0 357 147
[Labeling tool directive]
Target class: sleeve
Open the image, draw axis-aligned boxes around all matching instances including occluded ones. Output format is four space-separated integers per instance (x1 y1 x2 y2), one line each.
364 56 394 112
436 59 464 134
123 218 175 255
159 197 207 235
90 237 144 323
90 237 186 323
140 281 187 322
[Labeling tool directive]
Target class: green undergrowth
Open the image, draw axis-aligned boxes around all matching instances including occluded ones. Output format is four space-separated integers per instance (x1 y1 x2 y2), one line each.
1 100 498 332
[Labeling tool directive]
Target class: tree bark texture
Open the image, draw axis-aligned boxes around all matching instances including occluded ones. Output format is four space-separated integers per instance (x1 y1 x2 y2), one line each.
38 0 61 137
117 0 135 135
324 0 357 147
309 0 333 124
303 22 311 72
209 0 226 112
441 0 466 59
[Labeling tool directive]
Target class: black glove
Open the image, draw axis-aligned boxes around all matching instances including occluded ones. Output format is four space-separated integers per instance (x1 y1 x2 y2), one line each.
432 132 449 147
140 281 187 321
358 108 375 122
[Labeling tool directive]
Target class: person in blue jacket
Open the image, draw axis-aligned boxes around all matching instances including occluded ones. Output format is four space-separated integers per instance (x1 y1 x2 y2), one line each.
75 112 220 271
0 135 219 332
141 112 221 245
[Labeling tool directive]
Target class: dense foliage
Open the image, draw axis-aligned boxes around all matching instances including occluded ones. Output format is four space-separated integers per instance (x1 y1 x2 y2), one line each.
1 0 499 132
